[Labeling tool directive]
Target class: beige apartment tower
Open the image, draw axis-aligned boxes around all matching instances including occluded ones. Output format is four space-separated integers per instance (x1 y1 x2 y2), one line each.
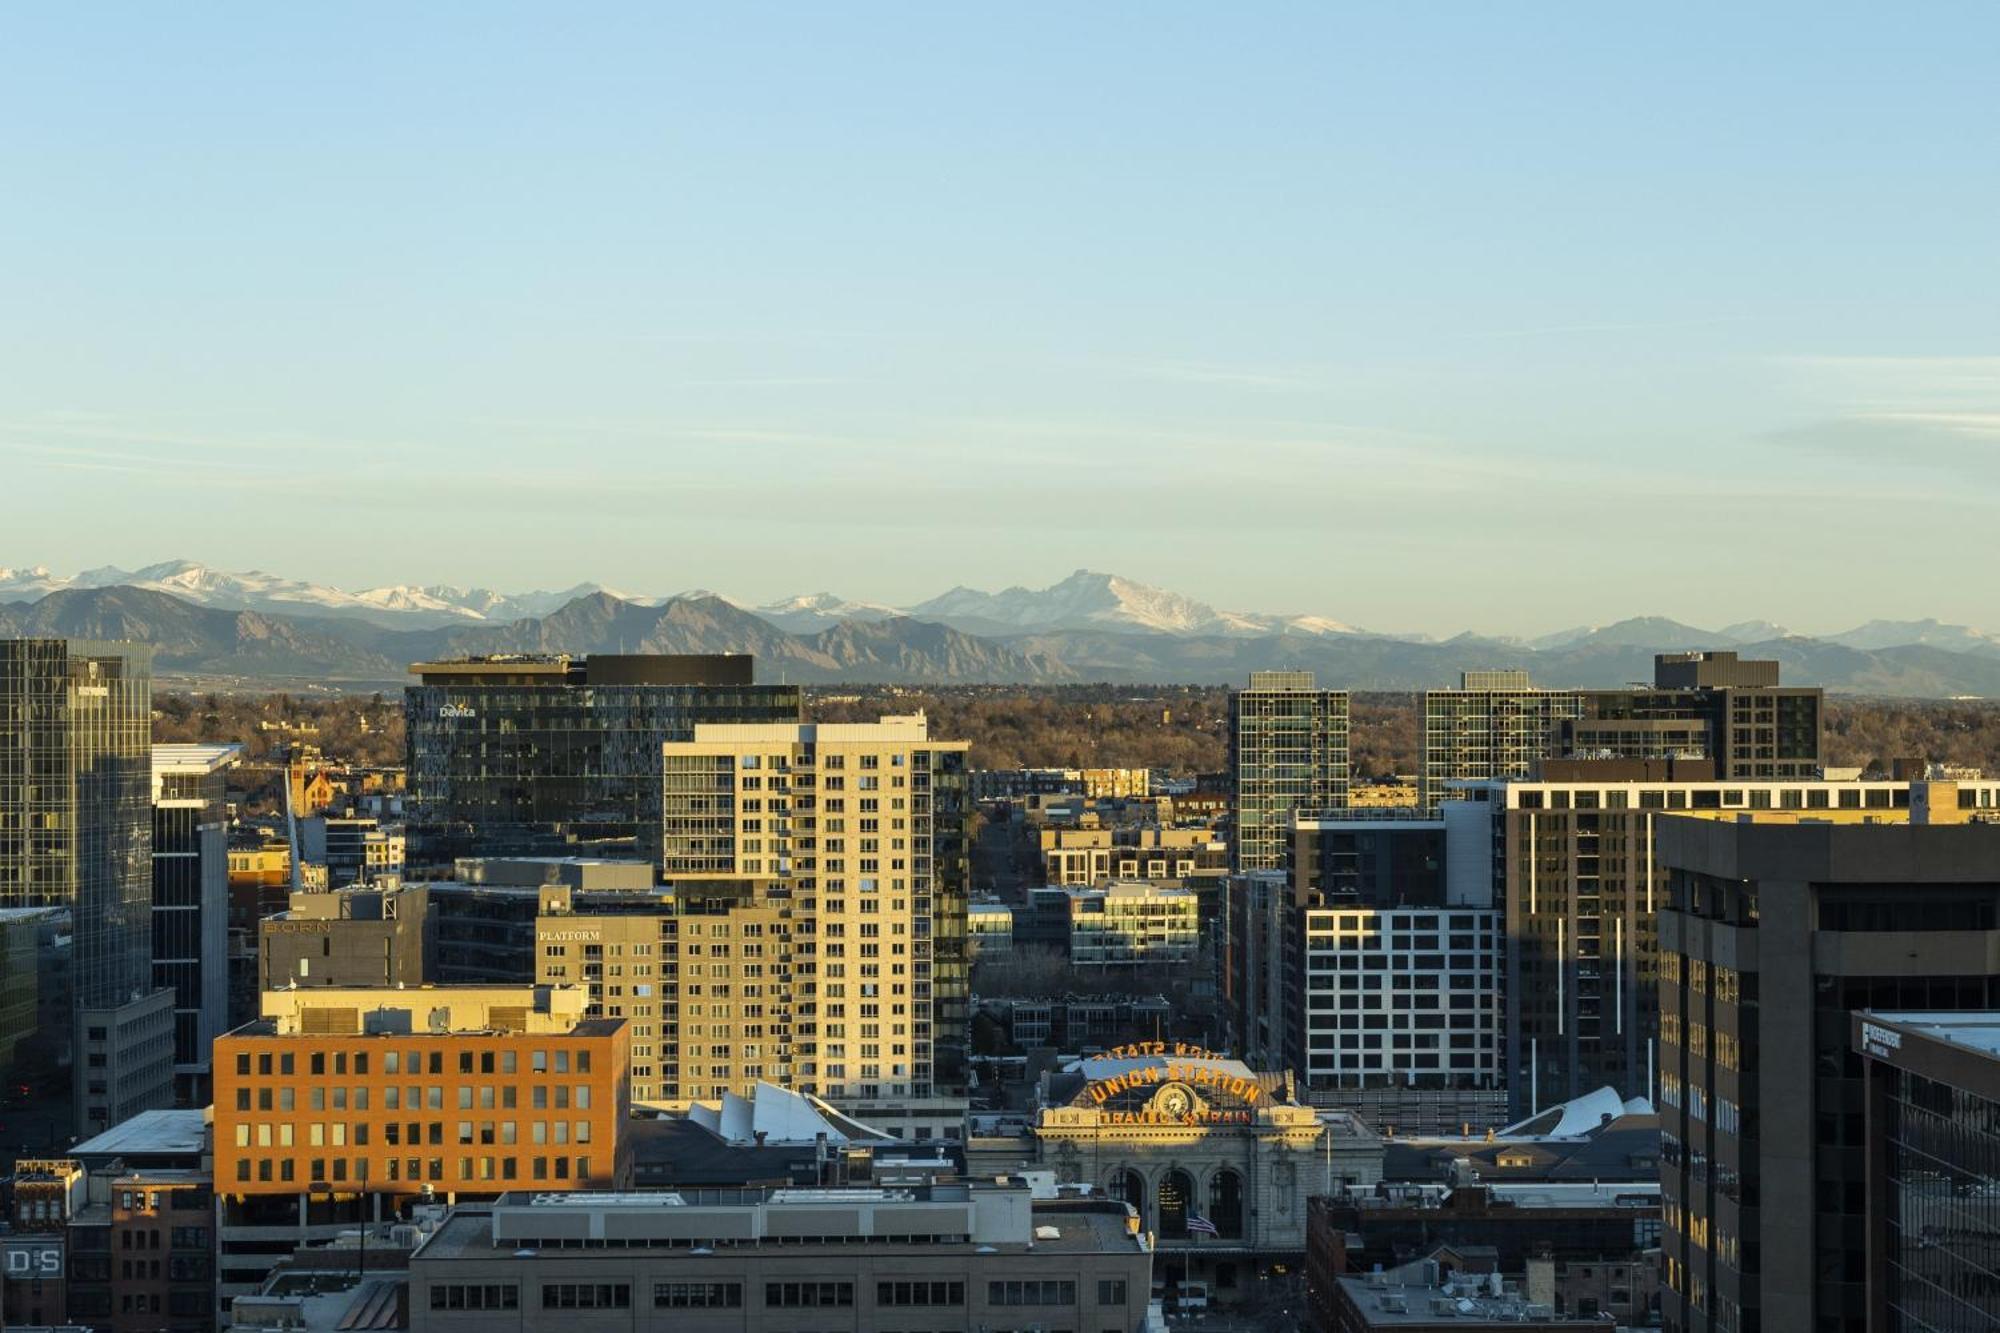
534 879 797 1109
659 715 972 1140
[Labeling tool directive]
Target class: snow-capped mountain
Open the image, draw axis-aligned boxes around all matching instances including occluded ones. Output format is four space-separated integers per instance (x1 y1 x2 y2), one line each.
751 593 905 633
907 569 1357 638
0 562 633 628
1827 619 2000 659
1717 620 1794 643
6 560 1999 667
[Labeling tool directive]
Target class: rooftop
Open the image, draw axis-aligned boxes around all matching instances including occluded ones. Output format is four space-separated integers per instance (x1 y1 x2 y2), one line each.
1862 1010 2000 1062
412 1186 1143 1263
71 1108 206 1160
151 741 243 775
1335 1255 1589 1327
1064 880 1196 900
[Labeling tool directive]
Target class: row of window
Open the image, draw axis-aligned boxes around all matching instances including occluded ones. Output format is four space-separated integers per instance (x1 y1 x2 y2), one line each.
429 1278 1109 1312
231 1048 591 1077
235 1083 593 1111
232 1154 592 1184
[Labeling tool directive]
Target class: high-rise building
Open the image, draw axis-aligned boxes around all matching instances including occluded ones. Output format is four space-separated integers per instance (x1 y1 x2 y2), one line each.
659 715 971 1139
1421 670 1583 812
1556 651 1823 780
1421 654 1825 813
150 742 240 1104
1228 671 1350 873
1655 818 2000 1333
1453 769 1945 1119
0 640 173 1135
1851 1010 2000 1333
535 879 711 1107
404 655 801 867
1280 816 1505 1133
656 876 803 1106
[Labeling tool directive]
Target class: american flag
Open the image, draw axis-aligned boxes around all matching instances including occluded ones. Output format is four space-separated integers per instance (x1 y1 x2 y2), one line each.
1186 1213 1219 1237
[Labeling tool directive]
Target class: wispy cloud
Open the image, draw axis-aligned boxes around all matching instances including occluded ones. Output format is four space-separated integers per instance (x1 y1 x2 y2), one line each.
1762 354 2000 493
1776 354 2000 410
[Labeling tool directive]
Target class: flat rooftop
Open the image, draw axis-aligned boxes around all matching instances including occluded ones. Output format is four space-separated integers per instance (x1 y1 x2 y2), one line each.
415 1189 1141 1263
71 1109 206 1159
1863 1011 2000 1061
1335 1273 1567 1326
229 1016 624 1040
151 742 243 774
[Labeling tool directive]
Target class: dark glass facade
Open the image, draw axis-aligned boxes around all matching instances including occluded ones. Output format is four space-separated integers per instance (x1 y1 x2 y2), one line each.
1293 823 1446 907
0 640 152 1008
151 756 231 1085
1881 1068 2000 1331
1228 672 1350 874
405 656 801 867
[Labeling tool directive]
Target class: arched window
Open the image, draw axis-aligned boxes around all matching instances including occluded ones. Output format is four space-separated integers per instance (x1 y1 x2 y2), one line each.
1157 1168 1193 1239
1109 1168 1145 1222
1209 1168 1245 1238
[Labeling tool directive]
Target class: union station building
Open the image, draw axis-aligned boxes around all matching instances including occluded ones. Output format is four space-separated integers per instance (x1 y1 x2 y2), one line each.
972 1045 1384 1300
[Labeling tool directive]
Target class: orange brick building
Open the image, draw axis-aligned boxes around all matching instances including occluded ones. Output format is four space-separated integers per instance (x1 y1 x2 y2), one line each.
212 986 629 1199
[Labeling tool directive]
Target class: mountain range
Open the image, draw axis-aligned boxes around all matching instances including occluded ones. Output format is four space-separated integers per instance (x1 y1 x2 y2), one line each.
3 561 2000 694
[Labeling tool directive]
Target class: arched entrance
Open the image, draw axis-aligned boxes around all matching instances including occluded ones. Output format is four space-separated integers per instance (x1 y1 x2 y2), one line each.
1108 1168 1145 1222
1157 1168 1193 1239
1210 1168 1245 1239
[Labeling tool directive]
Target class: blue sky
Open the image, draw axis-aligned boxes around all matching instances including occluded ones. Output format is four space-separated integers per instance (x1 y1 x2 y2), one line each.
4 3 1998 636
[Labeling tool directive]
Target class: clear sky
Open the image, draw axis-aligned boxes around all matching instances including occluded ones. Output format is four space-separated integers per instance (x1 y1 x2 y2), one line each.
4 3 1998 636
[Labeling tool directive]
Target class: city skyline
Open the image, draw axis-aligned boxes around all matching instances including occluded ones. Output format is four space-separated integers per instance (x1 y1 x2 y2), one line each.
6 4 2000 632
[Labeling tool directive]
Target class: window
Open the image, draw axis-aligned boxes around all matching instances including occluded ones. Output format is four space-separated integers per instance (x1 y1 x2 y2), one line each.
1099 1279 1128 1304
878 1280 964 1306
990 1280 1077 1306
765 1281 854 1308
430 1284 518 1311
541 1283 630 1309
654 1281 743 1308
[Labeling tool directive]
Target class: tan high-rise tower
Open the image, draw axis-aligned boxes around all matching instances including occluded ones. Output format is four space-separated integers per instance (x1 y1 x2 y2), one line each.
659 715 972 1141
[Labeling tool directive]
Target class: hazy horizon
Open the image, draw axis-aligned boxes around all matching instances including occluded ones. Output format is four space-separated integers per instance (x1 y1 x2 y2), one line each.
7 4 1999 634
0 554 1992 644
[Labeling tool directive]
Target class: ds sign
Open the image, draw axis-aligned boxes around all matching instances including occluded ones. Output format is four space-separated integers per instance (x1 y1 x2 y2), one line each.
2 1238 63 1278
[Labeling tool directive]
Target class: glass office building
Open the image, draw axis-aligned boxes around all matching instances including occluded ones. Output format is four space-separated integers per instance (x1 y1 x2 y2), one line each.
1227 670 1350 873
1856 1011 2000 1333
0 640 153 1008
151 742 238 1098
405 654 802 867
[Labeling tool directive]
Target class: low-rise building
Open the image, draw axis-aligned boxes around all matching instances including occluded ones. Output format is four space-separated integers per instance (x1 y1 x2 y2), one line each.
210 984 629 1320
1067 881 1200 967
301 816 406 889
68 1167 217 1333
261 886 434 991
1315 1250 1616 1332
1040 826 1227 888
972 1048 1385 1304
966 896 1015 958
405 1182 1157 1333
